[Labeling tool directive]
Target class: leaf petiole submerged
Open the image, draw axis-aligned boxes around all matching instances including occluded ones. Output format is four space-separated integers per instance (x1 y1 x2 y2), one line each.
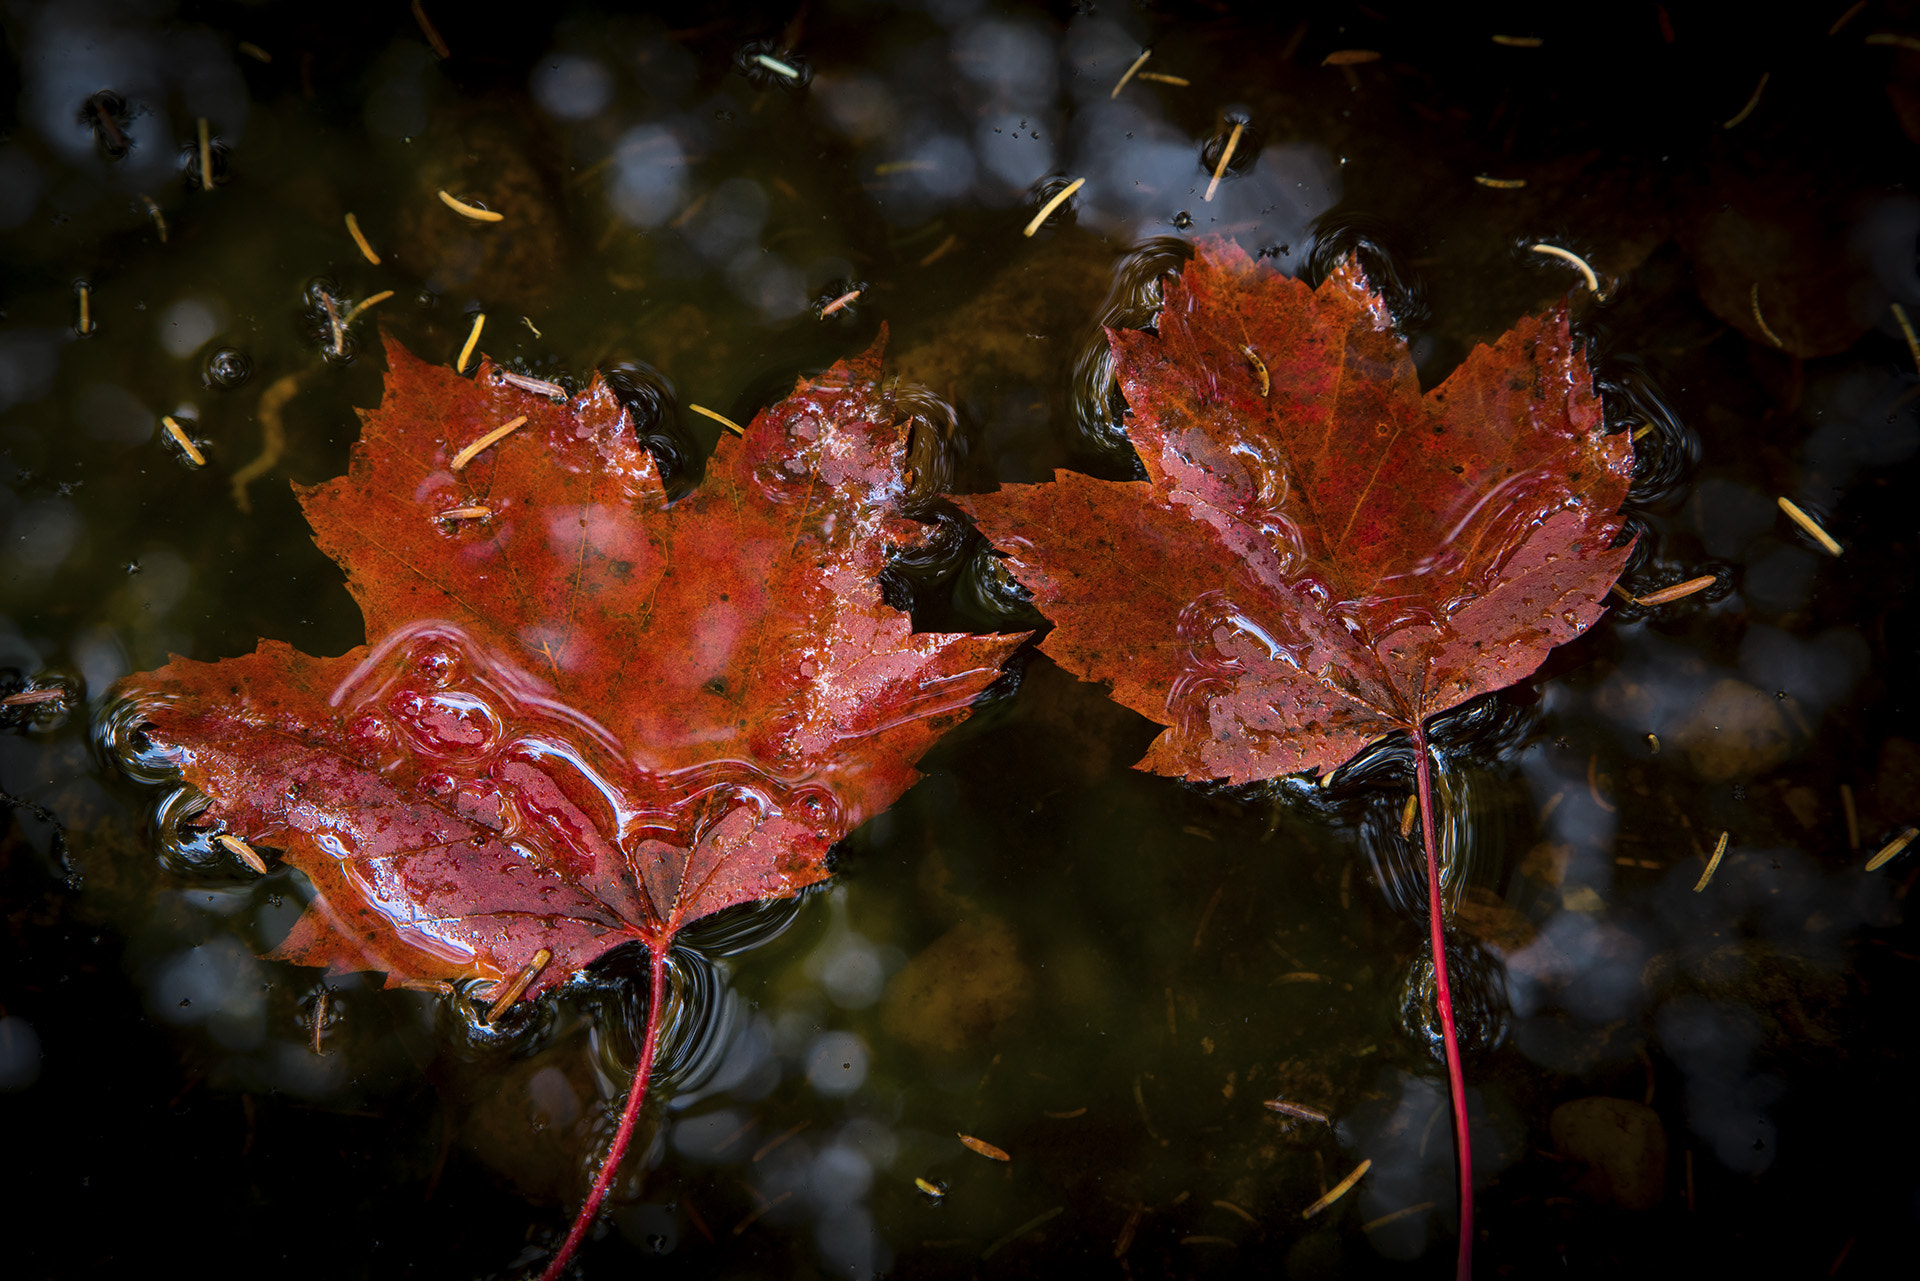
539 941 671 1281
1411 723 1472 1281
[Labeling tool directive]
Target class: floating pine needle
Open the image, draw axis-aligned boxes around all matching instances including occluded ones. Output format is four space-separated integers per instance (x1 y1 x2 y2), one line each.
162 415 206 467
1303 1158 1371 1218
1531 243 1602 297
1241 344 1269 396
345 212 380 265
982 1207 1064 1260
1139 72 1190 85
486 947 552 1020
1322 49 1381 65
1204 121 1244 203
217 833 269 874
1866 827 1918 873
1722 71 1770 128
1829 3 1866 36
689 403 746 435
340 289 394 331
1363 1201 1436 1232
819 288 862 317
1111 49 1151 98
456 313 486 373
1692 831 1730 892
1891 303 1920 372
1632 423 1655 440
522 316 543 338
1023 177 1085 236
142 195 168 242
76 282 93 335
311 990 328 1055
0 687 66 707
238 41 271 63
1044 1107 1088 1119
437 190 505 222
1635 574 1716 606
1491 35 1543 47
913 1177 944 1198
499 370 568 399
412 0 450 58
1265 1099 1330 1124
959 1133 1011 1162
1750 282 1786 347
197 118 213 191
1777 496 1843 555
1842 783 1860 850
753 53 801 79
439 505 492 521
1400 792 1419 837
1865 33 1920 53
1474 175 1527 188
450 414 528 471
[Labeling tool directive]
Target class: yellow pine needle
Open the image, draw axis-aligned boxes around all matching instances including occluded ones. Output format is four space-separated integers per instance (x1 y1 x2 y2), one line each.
450 414 528 471
456 313 485 373
438 190 505 222
1023 177 1085 236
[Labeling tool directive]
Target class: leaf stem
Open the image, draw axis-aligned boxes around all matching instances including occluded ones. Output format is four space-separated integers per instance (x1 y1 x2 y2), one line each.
540 943 671 1281
1411 724 1473 1280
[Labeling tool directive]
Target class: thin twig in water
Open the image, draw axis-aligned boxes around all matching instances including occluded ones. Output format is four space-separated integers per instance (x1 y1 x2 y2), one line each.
1111 49 1151 98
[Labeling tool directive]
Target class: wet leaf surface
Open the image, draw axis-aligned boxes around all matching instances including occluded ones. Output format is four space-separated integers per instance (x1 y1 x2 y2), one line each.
112 334 1023 999
968 238 1635 783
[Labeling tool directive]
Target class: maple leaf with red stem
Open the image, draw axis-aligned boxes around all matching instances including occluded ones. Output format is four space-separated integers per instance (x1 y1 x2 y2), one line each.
965 239 1634 1278
111 332 1024 1279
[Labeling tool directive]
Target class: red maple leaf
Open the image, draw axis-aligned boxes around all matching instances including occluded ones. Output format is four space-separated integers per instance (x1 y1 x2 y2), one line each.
965 239 1634 1277
112 333 1023 1277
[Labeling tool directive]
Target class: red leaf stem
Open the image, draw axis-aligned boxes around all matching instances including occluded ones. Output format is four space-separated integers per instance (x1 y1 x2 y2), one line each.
1412 724 1472 1280
540 942 671 1281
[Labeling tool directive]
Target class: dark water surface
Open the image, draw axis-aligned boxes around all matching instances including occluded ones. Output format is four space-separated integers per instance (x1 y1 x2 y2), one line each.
3 2 1919 1277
